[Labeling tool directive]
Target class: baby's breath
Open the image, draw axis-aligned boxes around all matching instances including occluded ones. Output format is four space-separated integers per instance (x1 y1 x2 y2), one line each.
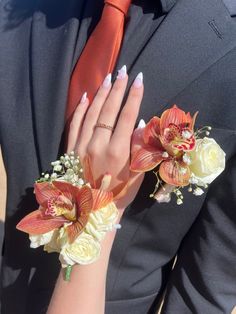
36 151 85 186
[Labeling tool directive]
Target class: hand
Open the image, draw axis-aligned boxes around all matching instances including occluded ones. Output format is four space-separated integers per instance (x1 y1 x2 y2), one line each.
66 66 145 212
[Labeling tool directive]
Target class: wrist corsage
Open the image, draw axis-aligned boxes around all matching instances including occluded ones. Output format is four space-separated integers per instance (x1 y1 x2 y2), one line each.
16 152 120 280
130 105 226 204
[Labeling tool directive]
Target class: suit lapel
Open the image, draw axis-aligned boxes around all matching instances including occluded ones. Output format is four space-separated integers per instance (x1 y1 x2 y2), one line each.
115 0 236 121
107 0 236 295
29 0 104 171
29 3 77 171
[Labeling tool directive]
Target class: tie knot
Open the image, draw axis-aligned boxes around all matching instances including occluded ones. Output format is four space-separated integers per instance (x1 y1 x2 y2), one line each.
105 0 131 15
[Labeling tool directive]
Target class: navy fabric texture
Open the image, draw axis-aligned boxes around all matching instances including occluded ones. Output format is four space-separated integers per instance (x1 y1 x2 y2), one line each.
0 0 236 313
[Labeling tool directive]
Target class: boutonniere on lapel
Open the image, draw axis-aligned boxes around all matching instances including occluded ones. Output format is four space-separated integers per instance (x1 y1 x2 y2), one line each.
16 152 120 281
130 105 226 205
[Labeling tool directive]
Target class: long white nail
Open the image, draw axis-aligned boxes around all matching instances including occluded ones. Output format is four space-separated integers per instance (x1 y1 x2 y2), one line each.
114 224 122 230
81 92 87 104
117 65 127 79
138 119 146 129
133 72 143 88
103 73 112 88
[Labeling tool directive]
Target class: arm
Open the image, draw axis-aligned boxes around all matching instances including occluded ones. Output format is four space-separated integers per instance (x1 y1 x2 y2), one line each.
47 67 144 314
47 225 117 314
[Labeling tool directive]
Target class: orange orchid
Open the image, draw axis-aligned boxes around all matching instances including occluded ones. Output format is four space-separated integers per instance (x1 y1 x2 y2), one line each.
130 105 198 186
16 180 113 243
82 154 130 200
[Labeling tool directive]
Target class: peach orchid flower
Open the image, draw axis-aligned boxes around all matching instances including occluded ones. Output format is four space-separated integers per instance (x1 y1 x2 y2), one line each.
130 105 198 186
16 180 113 243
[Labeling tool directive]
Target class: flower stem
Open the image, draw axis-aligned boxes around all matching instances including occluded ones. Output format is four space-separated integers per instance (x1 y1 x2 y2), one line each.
64 265 72 282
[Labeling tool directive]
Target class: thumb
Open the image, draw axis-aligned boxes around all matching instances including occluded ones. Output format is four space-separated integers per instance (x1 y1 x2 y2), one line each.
131 119 146 155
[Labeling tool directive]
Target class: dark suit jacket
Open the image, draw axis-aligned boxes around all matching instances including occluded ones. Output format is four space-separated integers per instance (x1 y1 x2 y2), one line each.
0 0 236 313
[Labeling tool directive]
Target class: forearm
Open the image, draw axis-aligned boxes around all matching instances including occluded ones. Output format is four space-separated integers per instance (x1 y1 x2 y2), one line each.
47 70 144 314
47 229 117 314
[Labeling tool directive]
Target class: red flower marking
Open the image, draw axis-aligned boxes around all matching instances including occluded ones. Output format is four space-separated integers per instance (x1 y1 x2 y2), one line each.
130 105 198 186
17 180 113 243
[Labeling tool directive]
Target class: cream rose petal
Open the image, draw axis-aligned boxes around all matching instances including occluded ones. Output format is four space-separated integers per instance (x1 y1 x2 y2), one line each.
189 137 226 186
85 221 105 241
44 229 61 253
44 223 73 254
59 232 101 268
29 230 55 249
85 202 119 240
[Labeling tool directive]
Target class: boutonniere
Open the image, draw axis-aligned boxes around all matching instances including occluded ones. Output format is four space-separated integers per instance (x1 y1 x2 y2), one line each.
16 152 120 281
130 105 226 204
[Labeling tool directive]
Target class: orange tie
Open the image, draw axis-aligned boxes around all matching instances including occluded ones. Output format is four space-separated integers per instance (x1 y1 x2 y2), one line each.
65 0 131 125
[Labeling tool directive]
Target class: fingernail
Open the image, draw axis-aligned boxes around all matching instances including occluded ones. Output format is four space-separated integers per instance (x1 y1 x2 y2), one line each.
117 65 127 79
138 119 146 129
103 73 112 88
133 72 143 88
81 92 87 104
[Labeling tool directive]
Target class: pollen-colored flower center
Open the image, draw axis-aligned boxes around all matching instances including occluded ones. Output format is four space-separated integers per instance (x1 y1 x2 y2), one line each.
46 194 77 221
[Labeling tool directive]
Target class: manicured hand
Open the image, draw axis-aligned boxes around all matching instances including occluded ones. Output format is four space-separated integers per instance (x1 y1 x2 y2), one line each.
66 65 145 212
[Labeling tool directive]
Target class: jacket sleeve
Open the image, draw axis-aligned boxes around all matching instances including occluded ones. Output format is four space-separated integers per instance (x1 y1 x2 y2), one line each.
161 153 236 314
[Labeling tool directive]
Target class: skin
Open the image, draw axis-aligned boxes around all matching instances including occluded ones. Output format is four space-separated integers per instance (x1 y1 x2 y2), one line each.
47 68 145 314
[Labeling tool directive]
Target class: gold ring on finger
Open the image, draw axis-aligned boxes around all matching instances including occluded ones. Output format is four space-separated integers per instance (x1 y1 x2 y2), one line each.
95 122 114 132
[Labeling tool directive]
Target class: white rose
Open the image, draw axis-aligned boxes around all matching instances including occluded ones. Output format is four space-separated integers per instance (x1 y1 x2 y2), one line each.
59 232 101 268
43 229 61 253
189 137 226 186
85 202 119 241
30 230 56 249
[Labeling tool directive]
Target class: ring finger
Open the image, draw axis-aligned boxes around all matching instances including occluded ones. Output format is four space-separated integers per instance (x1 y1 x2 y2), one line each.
92 65 128 143
76 73 112 156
